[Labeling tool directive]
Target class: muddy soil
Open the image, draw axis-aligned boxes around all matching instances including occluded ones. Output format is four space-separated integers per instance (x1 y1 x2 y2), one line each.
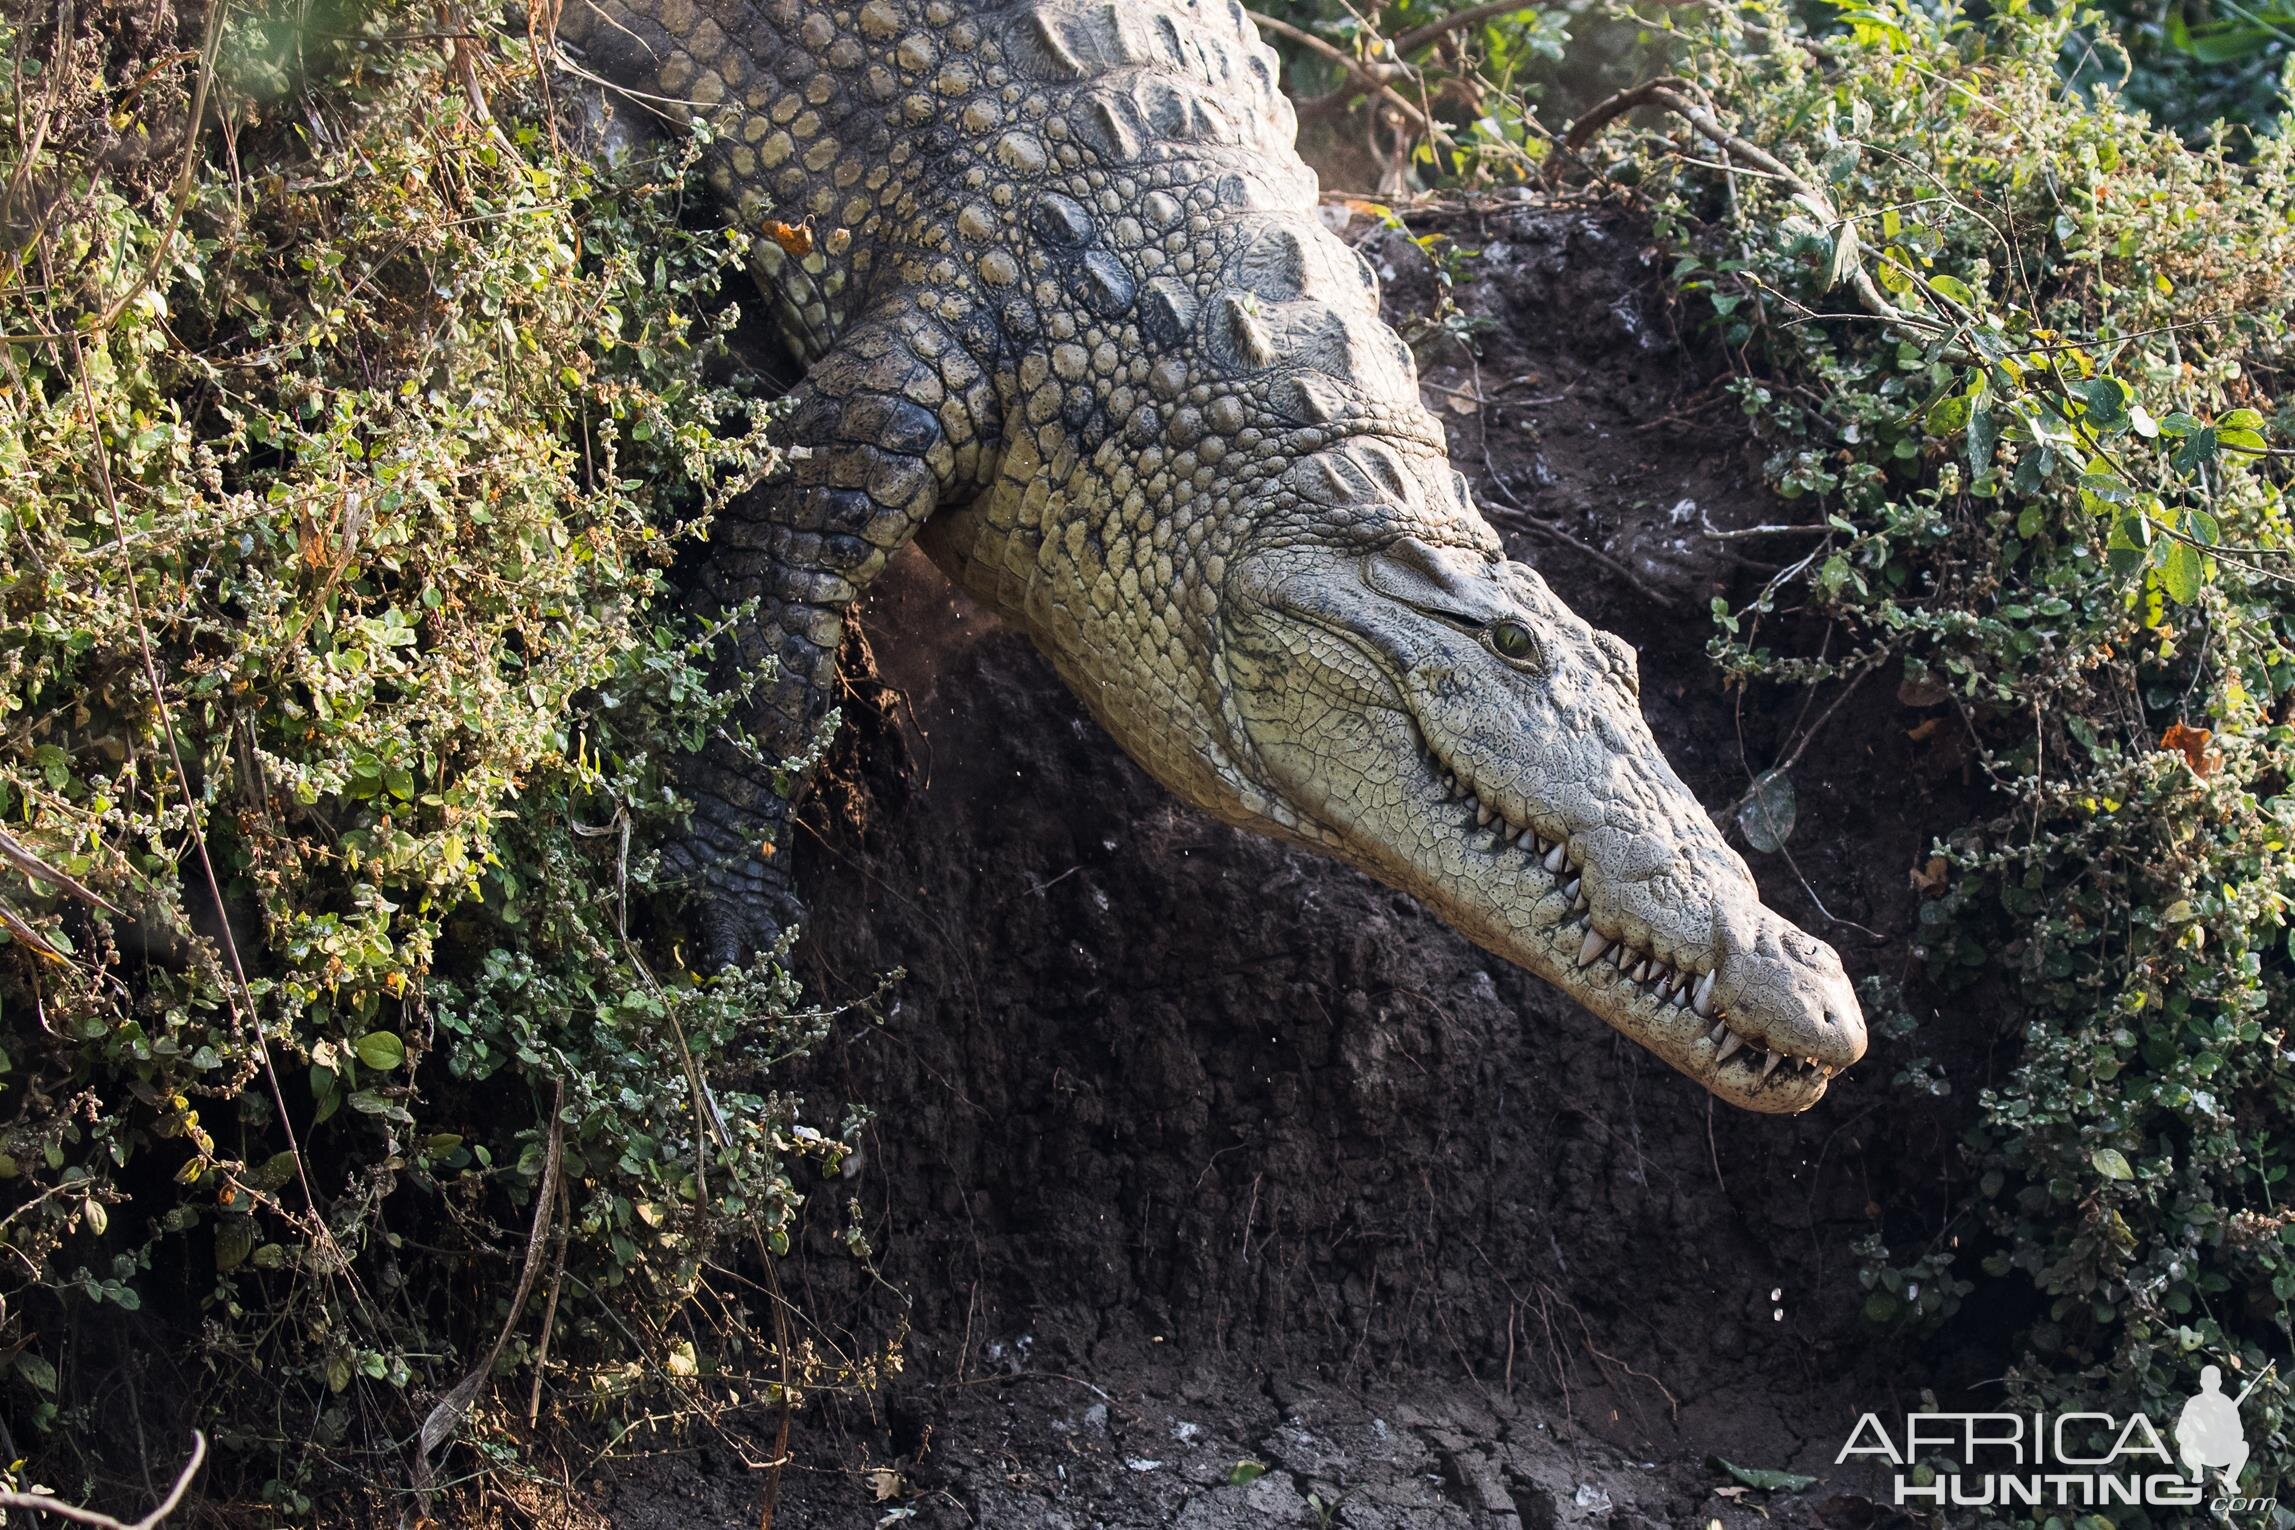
591 194 1982 1530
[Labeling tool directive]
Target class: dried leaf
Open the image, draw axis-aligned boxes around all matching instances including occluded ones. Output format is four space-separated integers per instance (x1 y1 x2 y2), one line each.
1908 856 1949 896
1737 770 1796 854
2159 722 2220 776
869 1467 904 1502
762 219 814 257
1896 674 1950 708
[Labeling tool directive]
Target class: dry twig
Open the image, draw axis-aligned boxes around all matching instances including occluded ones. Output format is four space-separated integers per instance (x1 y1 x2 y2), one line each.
1246 10 1453 151
412 1080 566 1497
0 1433 205 1529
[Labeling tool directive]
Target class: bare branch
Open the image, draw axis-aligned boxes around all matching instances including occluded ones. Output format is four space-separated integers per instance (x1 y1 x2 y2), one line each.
0 1433 206 1529
1392 1 1544 56
1290 3 1544 121
1246 10 1451 149
0 826 121 914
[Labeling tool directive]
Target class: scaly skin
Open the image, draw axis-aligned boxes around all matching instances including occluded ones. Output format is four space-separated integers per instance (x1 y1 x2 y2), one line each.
558 0 1868 1111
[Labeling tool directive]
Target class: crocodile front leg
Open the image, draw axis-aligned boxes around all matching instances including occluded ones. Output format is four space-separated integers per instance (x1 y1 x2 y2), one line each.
671 307 996 968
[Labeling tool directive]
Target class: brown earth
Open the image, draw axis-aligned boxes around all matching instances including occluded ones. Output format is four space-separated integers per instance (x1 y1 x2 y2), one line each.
590 193 1987 1530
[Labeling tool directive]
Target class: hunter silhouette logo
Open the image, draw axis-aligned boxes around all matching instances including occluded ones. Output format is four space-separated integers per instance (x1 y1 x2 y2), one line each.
1838 1356 2280 1513
2177 1362 2269 1494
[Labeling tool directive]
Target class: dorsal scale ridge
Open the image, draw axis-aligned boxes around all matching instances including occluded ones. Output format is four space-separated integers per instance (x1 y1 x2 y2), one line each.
555 0 1458 819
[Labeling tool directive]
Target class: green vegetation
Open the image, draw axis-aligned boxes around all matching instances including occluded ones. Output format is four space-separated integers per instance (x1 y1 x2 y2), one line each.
1265 0 2295 1515
0 0 874 1514
4 0 2292 1517
2068 0 2293 141
1658 0 2295 1505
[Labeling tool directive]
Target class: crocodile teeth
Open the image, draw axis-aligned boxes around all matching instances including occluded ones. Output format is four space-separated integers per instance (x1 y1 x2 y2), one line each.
1759 1050 1785 1083
1445 775 1461 797
1576 929 1613 967
1671 986 1691 1010
1632 959 1654 983
1707 1020 1729 1044
1560 876 1581 902
1692 969 1718 1018
1542 842 1567 873
1475 801 1494 827
1715 1032 1746 1063
1516 828 1537 851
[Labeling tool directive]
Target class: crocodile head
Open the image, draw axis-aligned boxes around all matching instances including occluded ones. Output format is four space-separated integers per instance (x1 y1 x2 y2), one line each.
1219 451 1866 1114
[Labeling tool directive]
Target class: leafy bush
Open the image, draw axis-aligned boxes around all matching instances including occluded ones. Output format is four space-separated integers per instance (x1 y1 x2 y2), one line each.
1616 0 2295 1509
0 0 871 1512
2069 0 2294 141
1265 0 2295 1515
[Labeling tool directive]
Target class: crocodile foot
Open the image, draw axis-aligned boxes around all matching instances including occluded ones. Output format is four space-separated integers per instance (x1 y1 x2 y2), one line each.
657 826 803 974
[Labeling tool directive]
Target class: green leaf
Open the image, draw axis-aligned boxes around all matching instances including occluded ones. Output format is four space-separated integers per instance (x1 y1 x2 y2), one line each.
1925 273 1976 309
1228 1460 1269 1486
2078 377 2128 430
353 1032 405 1071
1927 393 1971 435
1968 406 1999 477
2159 541 2204 605
2092 1147 2135 1181
1712 1458 1818 1493
2109 506 2151 548
2176 18 2280 63
251 1152 302 1193
14 1353 58 1393
215 1218 256 1271
2171 427 2219 473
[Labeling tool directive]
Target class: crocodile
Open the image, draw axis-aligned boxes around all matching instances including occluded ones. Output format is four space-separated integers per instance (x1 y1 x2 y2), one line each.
554 0 1867 1111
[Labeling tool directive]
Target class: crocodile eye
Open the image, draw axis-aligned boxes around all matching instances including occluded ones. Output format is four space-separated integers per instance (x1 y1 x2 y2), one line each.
1488 619 1538 665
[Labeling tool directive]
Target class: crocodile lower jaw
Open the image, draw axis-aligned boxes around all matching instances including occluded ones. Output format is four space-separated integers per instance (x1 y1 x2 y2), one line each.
1414 738 1840 1114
